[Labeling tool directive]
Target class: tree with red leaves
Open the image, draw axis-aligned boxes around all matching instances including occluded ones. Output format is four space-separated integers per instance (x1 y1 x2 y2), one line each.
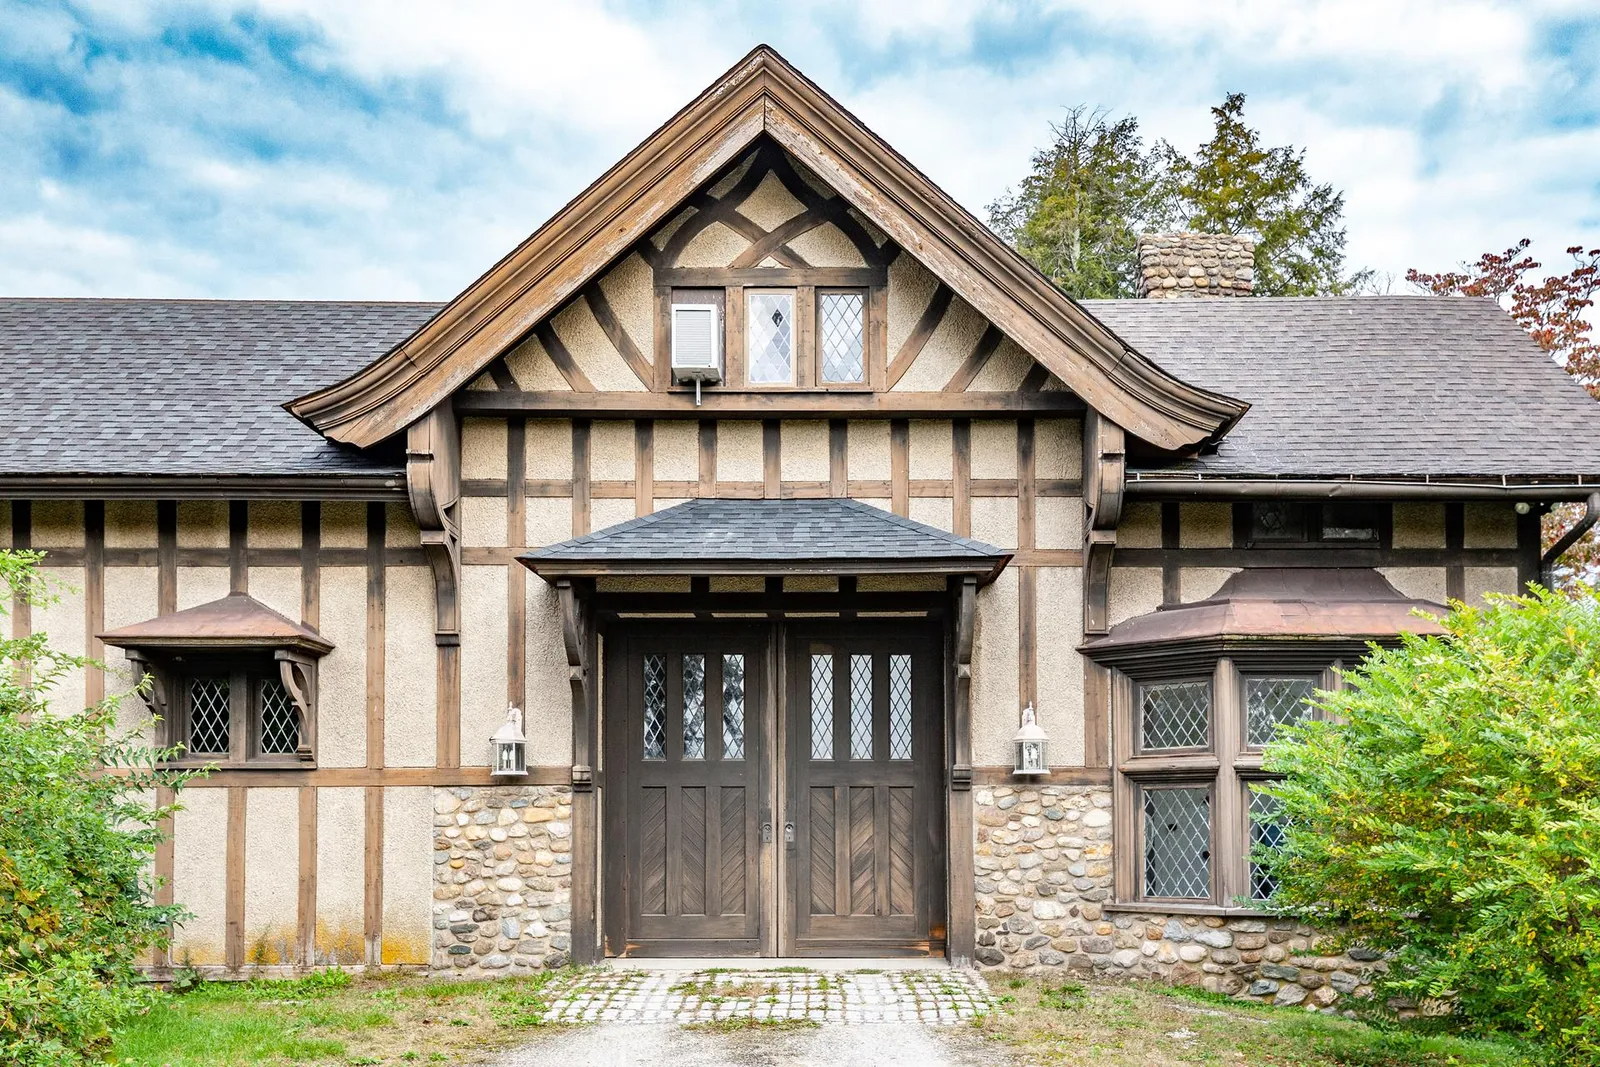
1407 240 1600 589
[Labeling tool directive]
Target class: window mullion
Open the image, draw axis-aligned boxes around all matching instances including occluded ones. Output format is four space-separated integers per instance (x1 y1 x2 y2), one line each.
1213 657 1244 906
796 284 815 388
230 668 249 766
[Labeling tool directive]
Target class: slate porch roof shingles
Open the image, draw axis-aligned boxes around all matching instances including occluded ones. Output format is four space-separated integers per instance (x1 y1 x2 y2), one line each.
521 499 1008 573
0 298 441 477
4 294 1599 481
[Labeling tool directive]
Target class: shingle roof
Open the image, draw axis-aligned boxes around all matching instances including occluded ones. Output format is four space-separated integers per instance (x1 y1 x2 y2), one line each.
2 293 1596 482
1085 295 1600 479
0 298 441 477
522 499 1008 577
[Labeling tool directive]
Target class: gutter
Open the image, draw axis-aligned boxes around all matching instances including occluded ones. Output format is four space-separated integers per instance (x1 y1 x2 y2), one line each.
1540 491 1600 585
0 474 408 501
1123 474 1600 502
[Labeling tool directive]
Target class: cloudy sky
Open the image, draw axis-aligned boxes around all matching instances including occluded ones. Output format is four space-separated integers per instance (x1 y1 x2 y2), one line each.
2 1 1596 300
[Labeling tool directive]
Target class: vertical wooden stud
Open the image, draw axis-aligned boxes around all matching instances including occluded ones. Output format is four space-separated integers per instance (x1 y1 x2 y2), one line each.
1161 502 1181 606
951 421 971 538
225 785 246 971
1517 506 1541 591
157 501 176 616
635 420 654 516
697 419 716 498
868 284 888 391
796 285 815 388
1083 663 1110 768
763 419 780 499
300 502 321 630
890 419 910 517
365 503 386 770
228 500 247 594
1445 502 1465 602
828 419 847 497
84 501 105 705
726 286 746 388
507 419 527 719
8 502 29 646
363 784 384 968
653 285 672 392
153 784 175 971
572 420 592 536
297 785 317 968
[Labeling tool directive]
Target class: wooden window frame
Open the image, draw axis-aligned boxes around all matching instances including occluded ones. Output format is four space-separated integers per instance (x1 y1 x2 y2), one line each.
1111 655 1341 914
1233 501 1392 549
136 649 319 770
660 269 884 393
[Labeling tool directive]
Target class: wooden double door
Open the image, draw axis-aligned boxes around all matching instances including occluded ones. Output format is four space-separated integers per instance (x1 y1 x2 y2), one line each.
603 620 946 957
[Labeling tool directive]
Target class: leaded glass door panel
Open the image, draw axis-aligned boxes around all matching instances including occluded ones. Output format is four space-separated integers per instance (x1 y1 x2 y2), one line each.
605 623 768 955
783 621 945 956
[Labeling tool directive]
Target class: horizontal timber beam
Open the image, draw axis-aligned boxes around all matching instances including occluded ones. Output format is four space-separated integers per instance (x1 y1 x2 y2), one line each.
455 390 1085 419
655 266 885 287
0 475 407 501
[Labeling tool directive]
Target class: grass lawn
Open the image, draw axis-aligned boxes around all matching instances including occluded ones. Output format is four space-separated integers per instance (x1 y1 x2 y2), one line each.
110 969 567 1067
110 969 1537 1067
976 977 1534 1067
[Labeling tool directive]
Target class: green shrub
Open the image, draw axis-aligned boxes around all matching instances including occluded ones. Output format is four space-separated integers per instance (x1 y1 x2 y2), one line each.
0 549 195 1066
1260 586 1600 1063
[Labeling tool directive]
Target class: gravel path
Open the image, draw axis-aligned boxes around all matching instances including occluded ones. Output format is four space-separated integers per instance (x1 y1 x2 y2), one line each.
497 1020 1002 1067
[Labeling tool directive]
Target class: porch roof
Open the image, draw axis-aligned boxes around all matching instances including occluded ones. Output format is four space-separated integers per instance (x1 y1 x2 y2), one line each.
520 498 1010 583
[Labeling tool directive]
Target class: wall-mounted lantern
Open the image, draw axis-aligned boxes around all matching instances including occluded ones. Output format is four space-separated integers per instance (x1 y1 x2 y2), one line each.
1013 703 1048 777
491 704 528 778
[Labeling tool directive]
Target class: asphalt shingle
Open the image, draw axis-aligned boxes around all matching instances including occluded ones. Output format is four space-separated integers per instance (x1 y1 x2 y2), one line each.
1085 295 1600 478
0 298 441 477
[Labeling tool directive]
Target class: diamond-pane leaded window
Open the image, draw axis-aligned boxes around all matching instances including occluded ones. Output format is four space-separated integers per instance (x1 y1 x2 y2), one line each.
259 678 299 755
188 677 231 755
888 654 912 760
810 654 834 760
682 655 706 760
819 291 865 383
1245 676 1316 747
722 654 745 760
849 654 873 759
643 654 666 760
748 291 795 384
1249 785 1287 901
1143 787 1211 899
1140 680 1210 750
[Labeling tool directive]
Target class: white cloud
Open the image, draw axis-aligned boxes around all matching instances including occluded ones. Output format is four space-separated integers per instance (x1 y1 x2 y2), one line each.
0 0 1593 299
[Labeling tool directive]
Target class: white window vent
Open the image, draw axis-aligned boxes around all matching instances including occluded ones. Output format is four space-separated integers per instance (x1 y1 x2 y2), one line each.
670 305 723 398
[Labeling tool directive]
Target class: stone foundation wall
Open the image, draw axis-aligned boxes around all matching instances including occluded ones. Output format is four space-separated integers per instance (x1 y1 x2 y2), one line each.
973 783 1378 1011
431 785 572 974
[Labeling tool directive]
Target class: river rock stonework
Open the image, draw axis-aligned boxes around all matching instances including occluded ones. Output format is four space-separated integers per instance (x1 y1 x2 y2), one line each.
431 786 573 974
1135 232 1255 298
973 783 1377 1011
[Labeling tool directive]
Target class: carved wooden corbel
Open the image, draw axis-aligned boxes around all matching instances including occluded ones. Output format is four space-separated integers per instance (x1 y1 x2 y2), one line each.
275 650 318 762
1082 410 1126 635
125 649 170 739
557 579 595 791
950 575 976 791
407 402 462 644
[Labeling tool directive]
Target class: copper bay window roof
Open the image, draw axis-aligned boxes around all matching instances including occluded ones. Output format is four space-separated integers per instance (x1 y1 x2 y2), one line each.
98 591 334 656
1080 568 1446 670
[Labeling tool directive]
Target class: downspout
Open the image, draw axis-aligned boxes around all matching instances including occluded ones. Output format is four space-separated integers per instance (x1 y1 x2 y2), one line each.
1540 491 1600 586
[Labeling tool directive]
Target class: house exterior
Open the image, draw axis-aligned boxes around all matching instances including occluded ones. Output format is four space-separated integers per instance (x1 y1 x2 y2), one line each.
5 47 1600 1005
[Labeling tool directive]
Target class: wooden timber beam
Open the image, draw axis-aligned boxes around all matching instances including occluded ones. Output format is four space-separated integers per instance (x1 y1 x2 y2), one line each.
406 403 462 642
1082 410 1126 636
455 390 1084 419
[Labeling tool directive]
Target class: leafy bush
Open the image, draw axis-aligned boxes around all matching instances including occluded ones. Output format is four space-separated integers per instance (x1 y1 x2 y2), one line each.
0 549 194 1066
1261 586 1600 1063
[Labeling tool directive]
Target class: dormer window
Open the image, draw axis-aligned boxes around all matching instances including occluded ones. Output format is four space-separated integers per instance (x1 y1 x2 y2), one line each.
99 592 333 769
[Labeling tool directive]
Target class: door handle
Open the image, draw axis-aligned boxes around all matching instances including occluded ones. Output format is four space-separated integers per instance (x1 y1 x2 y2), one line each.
784 821 796 847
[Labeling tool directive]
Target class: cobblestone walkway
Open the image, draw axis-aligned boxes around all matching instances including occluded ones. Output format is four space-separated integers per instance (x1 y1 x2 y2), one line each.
541 967 994 1025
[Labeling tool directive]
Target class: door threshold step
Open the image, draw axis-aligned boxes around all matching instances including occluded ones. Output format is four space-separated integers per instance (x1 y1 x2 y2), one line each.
600 956 961 972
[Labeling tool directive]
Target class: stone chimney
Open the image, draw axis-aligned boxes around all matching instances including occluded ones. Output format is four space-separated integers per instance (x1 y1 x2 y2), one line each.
1136 232 1255 298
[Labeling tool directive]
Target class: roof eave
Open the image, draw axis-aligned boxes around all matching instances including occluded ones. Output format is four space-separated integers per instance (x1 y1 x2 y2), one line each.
520 553 1013 587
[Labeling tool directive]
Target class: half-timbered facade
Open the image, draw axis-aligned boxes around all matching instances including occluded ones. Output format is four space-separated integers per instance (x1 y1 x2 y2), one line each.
5 48 1600 1001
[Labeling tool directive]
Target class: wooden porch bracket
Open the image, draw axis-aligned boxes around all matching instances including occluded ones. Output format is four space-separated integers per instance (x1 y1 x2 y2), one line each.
1082 410 1126 635
556 578 596 791
406 403 462 643
950 575 976 792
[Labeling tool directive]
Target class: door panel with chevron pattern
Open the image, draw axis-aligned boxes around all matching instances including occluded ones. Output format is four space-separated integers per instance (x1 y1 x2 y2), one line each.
784 622 945 955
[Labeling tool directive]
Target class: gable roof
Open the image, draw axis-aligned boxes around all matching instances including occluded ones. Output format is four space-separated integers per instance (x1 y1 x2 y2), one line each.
286 45 1245 453
0 297 434 482
1090 296 1600 480
521 498 1010 582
